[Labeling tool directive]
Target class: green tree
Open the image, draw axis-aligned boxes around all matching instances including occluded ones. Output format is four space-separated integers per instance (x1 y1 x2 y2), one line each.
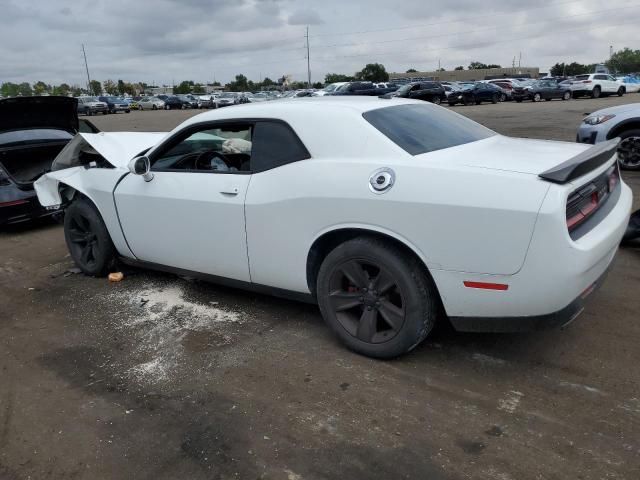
607 48 640 74
312 81 323 89
33 81 50 95
406 68 418 73
52 83 71 96
192 84 205 94
1 82 20 97
174 80 195 94
262 77 275 86
549 62 593 77
18 82 32 96
454 66 464 70
89 80 101 95
227 74 248 92
103 79 118 95
324 73 354 83
117 79 126 95
436 68 445 72
356 63 389 82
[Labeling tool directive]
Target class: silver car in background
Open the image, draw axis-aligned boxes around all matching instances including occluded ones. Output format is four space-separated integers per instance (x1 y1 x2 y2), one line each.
138 96 166 110
577 103 640 170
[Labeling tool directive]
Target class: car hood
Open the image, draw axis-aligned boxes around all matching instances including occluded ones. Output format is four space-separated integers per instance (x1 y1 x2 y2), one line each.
0 96 78 134
586 103 640 117
419 135 590 176
52 132 167 170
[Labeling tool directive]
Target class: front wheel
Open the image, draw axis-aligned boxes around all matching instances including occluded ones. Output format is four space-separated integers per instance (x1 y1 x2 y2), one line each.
432 96 441 105
316 237 439 359
617 87 625 97
64 198 117 277
591 86 601 99
491 94 498 104
152 104 157 110
562 91 571 100
617 129 640 171
533 93 541 102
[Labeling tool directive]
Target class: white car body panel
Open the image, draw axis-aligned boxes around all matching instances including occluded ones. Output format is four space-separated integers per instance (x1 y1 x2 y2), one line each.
114 172 251 281
34 97 631 324
79 132 167 168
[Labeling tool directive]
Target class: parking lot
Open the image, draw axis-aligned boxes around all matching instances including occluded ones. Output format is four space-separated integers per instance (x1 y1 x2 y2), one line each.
1 96 639 480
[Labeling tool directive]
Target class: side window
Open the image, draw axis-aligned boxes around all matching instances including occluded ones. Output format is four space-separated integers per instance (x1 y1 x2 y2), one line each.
251 121 310 172
594 75 606 80
151 124 252 173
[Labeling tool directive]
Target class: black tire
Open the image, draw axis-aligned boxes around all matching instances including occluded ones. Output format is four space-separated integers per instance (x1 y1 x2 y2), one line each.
463 97 472 106
152 105 157 110
562 91 571 101
125 109 130 113
87 110 93 116
64 198 117 277
516 99 522 103
491 94 498 104
432 96 442 105
500 93 506 102
533 93 541 102
475 100 481 105
617 87 625 97
591 86 601 99
316 237 438 359
617 129 640 171
448 102 456 107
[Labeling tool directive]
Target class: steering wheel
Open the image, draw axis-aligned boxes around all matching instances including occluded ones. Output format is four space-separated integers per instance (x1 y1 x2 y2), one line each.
195 150 231 171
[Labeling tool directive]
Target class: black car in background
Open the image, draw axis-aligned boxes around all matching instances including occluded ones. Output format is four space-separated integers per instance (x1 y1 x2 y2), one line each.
447 82 503 106
163 96 186 110
98 96 131 113
176 94 199 108
382 81 446 105
512 80 572 102
0 97 98 226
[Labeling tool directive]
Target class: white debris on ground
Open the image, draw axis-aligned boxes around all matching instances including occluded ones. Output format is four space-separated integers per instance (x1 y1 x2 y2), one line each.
99 280 245 384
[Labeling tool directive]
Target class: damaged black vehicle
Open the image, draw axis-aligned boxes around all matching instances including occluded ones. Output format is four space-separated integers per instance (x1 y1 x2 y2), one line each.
0 96 98 226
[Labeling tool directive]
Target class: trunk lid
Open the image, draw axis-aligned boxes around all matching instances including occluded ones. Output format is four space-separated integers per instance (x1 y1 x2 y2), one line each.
421 135 591 176
0 96 78 134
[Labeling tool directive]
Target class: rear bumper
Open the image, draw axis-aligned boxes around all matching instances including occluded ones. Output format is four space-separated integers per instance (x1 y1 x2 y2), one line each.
0 190 57 225
449 266 610 332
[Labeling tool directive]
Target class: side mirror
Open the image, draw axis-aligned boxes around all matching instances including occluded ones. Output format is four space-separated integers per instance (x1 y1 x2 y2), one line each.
128 156 154 182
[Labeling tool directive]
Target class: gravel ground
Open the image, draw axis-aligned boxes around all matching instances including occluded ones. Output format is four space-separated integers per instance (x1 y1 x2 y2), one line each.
1 94 639 480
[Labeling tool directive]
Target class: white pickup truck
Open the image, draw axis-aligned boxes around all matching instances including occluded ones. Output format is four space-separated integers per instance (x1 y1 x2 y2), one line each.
564 74 625 98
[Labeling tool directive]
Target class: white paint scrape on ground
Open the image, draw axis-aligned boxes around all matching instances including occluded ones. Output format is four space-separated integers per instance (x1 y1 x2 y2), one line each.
99 279 246 384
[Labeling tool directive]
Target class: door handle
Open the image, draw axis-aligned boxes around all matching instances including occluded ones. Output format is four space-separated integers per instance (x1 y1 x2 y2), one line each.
220 186 239 195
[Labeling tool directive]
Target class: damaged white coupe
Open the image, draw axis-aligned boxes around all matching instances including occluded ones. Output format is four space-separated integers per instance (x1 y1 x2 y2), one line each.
35 97 632 358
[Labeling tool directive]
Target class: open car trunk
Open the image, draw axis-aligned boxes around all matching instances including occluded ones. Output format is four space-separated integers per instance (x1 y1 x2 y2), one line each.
0 141 68 188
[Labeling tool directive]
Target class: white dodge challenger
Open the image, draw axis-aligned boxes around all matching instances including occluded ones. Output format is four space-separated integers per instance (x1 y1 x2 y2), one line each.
35 97 632 358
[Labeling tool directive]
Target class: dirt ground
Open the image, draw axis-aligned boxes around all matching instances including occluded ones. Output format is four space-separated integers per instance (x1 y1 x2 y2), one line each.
1 95 640 480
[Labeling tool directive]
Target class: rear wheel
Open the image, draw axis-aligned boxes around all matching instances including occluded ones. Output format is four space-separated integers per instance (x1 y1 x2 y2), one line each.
491 94 498 104
617 87 625 97
152 104 157 110
591 86 601 98
432 96 442 105
617 129 640 170
316 237 438 359
64 198 117 277
533 93 541 102
562 91 571 100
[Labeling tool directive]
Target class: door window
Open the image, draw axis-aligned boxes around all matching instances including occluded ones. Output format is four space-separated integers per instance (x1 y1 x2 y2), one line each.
151 125 253 173
251 121 310 172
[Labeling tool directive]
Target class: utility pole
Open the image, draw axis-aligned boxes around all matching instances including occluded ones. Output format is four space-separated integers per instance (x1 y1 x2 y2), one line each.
82 44 92 94
518 52 521 68
305 26 311 88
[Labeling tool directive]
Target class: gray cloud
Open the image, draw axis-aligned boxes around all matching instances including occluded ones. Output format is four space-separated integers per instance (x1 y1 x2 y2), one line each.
0 0 636 86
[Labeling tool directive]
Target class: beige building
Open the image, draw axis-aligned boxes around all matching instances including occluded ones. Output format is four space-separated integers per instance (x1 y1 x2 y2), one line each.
390 67 540 82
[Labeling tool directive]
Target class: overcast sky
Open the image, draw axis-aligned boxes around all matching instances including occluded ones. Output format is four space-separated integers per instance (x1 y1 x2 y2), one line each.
1 0 637 86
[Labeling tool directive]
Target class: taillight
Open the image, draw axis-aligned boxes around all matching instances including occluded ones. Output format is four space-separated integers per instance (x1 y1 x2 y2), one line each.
566 165 619 233
582 80 592 83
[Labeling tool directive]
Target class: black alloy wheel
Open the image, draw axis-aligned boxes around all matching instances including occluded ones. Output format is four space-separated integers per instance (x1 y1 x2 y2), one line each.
326 259 406 344
563 91 571 100
617 130 640 170
533 93 541 102
432 96 442 105
317 237 438 358
64 198 116 276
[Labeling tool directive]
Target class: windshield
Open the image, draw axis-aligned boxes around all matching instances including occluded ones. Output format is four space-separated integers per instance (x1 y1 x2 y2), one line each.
363 104 495 156
82 97 99 102
220 93 235 98
323 83 340 92
396 84 413 94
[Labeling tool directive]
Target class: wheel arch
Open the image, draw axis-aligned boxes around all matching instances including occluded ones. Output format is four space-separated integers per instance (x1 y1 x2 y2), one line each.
606 120 640 140
306 226 436 298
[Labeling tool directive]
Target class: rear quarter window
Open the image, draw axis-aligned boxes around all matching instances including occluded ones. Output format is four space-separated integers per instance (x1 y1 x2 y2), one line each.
363 104 495 156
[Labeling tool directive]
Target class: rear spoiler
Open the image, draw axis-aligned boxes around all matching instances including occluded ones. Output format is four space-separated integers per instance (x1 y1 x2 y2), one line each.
539 138 619 184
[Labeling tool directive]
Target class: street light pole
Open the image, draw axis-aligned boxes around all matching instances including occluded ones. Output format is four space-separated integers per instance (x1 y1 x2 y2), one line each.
306 26 311 88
